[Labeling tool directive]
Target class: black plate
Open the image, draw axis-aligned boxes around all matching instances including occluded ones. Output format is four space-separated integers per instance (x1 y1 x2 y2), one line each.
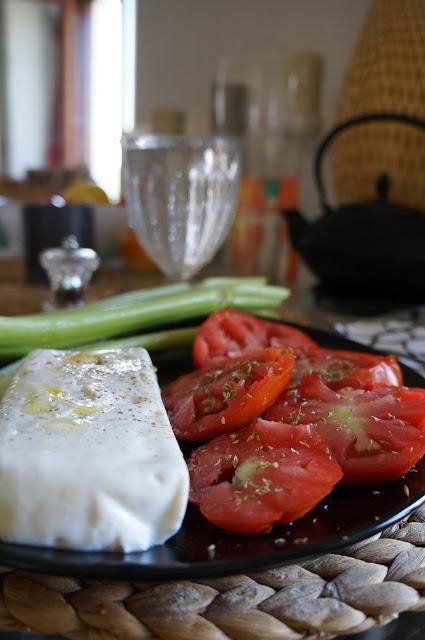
1 323 425 579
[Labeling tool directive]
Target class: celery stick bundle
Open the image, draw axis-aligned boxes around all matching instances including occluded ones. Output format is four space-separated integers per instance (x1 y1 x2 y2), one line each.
0 277 290 360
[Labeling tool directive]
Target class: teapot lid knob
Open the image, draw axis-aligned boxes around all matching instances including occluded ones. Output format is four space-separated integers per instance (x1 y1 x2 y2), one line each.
376 172 391 202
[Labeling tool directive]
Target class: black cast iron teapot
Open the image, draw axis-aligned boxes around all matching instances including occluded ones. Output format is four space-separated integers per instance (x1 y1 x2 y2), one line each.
284 113 425 299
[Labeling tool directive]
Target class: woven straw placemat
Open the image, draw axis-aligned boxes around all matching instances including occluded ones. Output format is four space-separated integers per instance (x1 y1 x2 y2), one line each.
0 504 424 639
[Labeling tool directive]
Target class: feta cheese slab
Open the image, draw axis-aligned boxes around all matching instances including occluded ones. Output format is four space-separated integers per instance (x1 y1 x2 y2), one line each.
0 348 189 551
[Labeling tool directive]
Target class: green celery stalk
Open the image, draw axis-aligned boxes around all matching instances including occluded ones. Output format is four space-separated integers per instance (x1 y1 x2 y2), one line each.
83 326 198 351
200 276 267 288
0 282 290 352
78 282 190 311
33 277 265 318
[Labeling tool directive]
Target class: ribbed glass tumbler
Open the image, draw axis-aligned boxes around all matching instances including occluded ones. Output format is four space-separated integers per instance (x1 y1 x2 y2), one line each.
122 134 241 279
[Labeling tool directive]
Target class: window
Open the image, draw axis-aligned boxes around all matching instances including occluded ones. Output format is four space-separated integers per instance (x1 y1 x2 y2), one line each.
0 0 132 202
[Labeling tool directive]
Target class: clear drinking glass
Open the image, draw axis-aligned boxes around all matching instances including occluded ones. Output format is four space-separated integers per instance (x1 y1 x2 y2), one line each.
122 134 241 279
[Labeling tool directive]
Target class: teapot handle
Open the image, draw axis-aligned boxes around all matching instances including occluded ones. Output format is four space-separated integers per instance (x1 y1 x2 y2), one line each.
314 112 425 213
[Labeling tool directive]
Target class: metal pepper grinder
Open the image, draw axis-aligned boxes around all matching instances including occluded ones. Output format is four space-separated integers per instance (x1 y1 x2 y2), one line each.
40 235 100 310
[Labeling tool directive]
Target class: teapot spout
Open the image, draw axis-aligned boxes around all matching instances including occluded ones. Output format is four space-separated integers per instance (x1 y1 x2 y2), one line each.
282 209 309 251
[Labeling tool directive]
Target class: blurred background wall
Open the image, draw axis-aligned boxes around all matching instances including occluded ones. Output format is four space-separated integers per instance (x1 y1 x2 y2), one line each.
0 0 382 273
136 0 372 134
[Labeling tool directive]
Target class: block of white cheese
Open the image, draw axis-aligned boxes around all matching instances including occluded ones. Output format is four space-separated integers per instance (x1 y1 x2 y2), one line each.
0 348 189 551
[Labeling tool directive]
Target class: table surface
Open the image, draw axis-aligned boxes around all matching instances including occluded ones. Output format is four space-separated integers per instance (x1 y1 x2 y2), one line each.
1 258 424 640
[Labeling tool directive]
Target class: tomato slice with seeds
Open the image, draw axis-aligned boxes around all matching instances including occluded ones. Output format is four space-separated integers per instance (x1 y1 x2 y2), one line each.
188 419 343 534
162 348 295 442
290 347 403 391
193 309 316 369
265 379 425 486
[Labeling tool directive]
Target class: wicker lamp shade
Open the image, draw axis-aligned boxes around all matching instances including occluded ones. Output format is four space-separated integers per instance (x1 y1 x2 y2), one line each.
331 0 425 210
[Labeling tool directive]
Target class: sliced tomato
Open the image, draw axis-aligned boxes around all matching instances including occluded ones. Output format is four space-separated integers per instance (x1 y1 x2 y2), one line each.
162 348 295 442
188 419 343 534
193 309 316 369
265 379 425 486
290 347 403 391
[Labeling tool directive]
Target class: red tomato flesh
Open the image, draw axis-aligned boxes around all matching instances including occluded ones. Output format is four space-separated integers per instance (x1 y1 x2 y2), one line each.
193 309 316 369
290 347 403 391
188 419 343 534
266 379 425 486
162 348 295 442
